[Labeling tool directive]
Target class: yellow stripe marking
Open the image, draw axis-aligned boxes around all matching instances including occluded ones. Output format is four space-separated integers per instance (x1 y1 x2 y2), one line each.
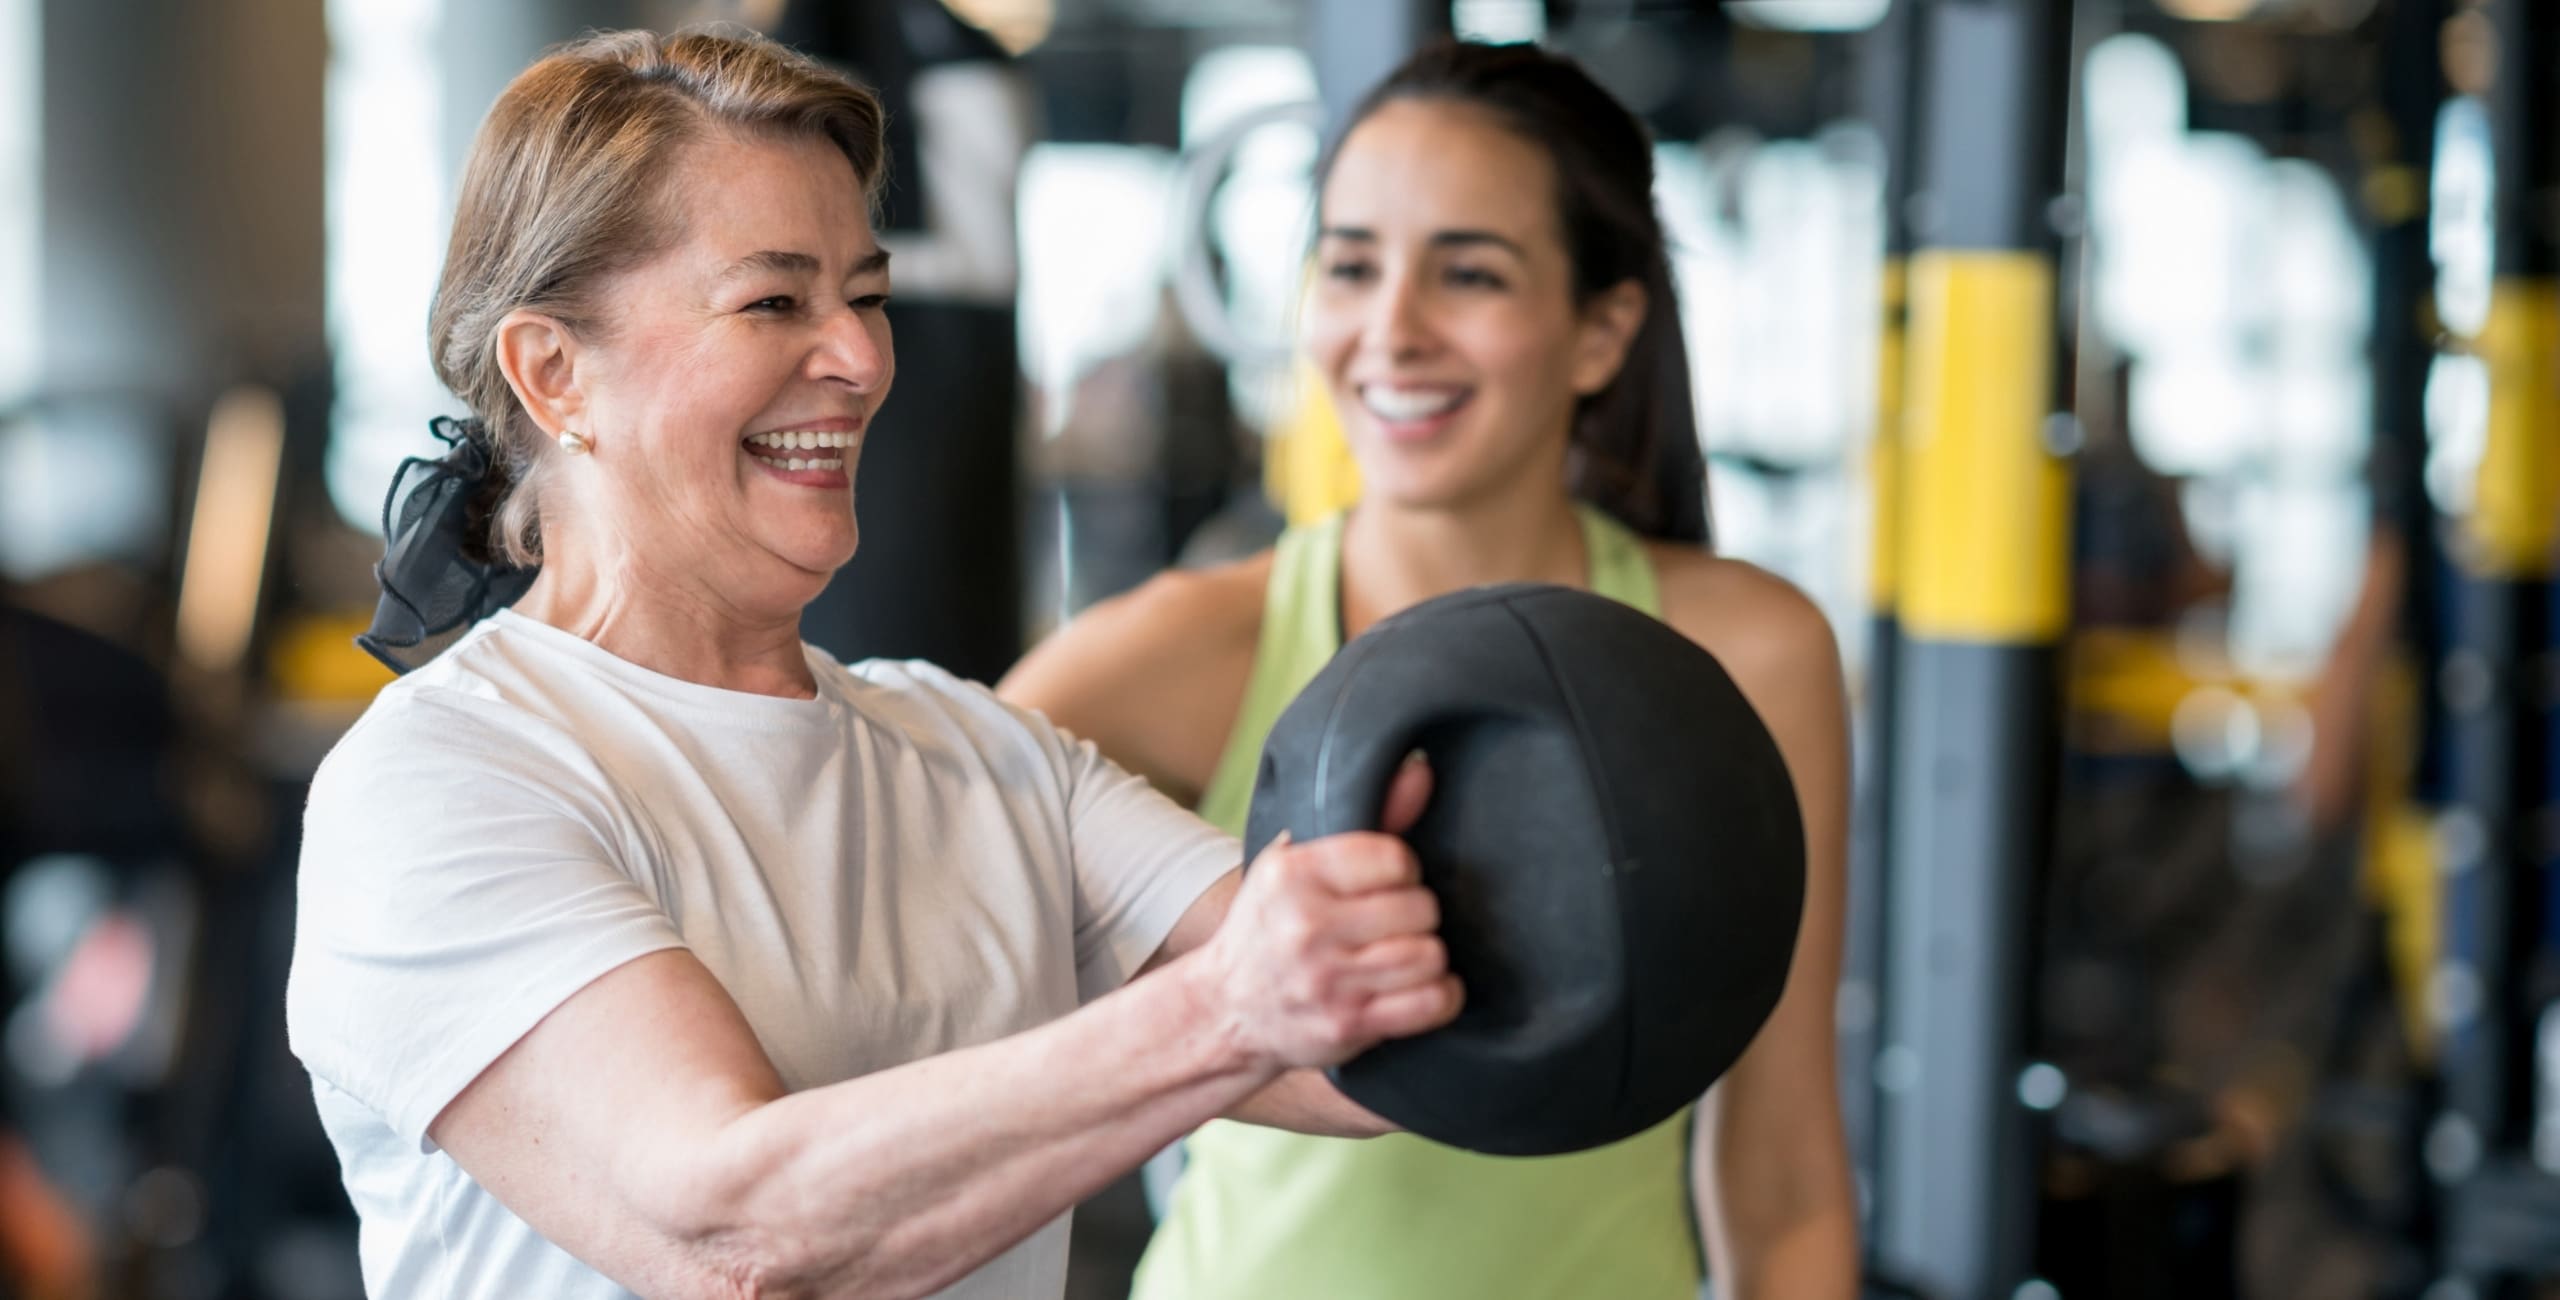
1899 250 2072 642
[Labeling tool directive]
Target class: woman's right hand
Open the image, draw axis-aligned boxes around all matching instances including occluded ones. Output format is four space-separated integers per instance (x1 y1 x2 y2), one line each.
1197 761 1462 1072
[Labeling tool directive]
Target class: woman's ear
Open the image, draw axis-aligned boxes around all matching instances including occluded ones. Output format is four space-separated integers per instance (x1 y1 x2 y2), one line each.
1569 278 1649 398
494 309 588 436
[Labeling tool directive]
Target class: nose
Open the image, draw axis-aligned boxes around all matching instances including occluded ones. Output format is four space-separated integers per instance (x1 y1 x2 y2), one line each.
1362 267 1434 363
810 304 891 392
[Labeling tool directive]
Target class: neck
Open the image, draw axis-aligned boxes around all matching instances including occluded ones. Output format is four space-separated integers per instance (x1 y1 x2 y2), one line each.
511 529 819 700
1339 474 1589 639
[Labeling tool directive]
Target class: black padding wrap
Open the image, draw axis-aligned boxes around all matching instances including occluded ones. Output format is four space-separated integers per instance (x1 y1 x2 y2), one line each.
1244 583 1805 1157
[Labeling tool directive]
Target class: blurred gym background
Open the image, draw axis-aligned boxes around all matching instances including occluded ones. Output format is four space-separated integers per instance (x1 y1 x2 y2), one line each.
0 0 2551 1296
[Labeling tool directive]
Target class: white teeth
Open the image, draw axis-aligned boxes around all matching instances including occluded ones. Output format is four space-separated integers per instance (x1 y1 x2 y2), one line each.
787 458 807 470
746 430 857 450
1360 386 1465 422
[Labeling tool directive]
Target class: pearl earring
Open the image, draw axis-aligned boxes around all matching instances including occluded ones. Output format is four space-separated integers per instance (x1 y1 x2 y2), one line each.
557 429 590 456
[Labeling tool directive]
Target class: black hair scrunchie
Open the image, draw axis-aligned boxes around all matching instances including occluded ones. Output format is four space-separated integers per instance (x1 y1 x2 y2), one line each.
355 415 538 675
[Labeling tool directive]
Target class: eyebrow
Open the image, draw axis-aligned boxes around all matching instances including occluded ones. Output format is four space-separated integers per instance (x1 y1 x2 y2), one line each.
717 248 892 279
1316 226 1528 258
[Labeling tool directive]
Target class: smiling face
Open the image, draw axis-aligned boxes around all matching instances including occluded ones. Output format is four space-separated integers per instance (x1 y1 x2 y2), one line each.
1306 98 1642 516
530 129 894 613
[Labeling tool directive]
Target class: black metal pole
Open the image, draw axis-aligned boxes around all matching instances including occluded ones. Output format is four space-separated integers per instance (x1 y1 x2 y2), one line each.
1872 0 2077 1294
2434 0 2560 1290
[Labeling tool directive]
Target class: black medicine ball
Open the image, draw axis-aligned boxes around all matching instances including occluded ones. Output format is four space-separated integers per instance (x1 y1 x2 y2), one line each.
1244 582 1805 1156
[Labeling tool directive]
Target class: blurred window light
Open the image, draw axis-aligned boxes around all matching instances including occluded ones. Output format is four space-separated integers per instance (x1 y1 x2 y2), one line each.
2081 29 2374 682
324 0 450 536
0 0 33 404
2092 132 2265 365
2263 160 2373 477
1735 140 1876 464
1177 46 1319 427
0 403 169 580
2227 481 2368 677
1666 136 1881 471
2424 351 2488 518
2430 96 2494 341
1453 0 1547 43
1017 144 1178 433
2179 477 2240 573
1726 0 1893 31
2266 161 2372 344
2128 351 2258 479
1181 46 1316 148
1661 129 1875 636
2084 33 2187 155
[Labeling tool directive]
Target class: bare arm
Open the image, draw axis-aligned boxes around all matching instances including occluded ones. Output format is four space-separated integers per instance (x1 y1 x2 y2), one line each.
1000 564 1265 805
1008 558 1398 1138
1671 567 1860 1300
1130 764 1438 1140
428 829 1456 1300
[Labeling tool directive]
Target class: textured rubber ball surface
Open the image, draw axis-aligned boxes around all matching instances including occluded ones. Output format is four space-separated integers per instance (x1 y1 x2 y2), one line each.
1244 583 1806 1156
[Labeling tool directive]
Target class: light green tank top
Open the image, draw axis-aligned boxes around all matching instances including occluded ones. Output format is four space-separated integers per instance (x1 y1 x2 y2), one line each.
1136 505 1701 1300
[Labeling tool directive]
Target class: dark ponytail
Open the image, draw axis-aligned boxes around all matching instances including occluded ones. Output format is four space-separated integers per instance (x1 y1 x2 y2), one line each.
1320 41 1709 546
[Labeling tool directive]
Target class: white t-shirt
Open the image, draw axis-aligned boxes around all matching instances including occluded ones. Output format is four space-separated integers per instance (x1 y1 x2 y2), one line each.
287 610 1239 1299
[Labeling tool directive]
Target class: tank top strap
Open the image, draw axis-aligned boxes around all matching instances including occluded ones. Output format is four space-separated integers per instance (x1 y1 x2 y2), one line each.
1576 504 1663 620
1196 513 1347 836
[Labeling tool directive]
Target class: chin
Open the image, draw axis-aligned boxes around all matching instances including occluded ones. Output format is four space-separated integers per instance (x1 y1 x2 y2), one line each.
758 525 859 579
1352 460 1475 514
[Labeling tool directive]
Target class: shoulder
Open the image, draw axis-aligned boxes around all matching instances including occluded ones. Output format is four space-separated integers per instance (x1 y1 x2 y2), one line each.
997 551 1273 797
308 629 634 846
1643 544 1845 712
323 626 593 771
1003 551 1272 709
307 680 587 837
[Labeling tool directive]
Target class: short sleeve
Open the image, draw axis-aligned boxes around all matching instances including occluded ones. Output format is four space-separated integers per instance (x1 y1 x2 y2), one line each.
925 670 1240 1002
1053 729 1241 1000
285 690 684 1149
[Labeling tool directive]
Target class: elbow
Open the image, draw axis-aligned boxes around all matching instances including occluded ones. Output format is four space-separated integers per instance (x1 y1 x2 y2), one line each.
681 1222 948 1300
642 1123 946 1300
640 1175 850 1300
680 1237 862 1300
674 1225 818 1300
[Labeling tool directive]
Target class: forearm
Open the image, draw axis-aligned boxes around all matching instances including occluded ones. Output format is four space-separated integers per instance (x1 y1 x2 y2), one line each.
1223 1068 1394 1137
1701 1202 1860 1300
1695 1056 1860 1300
663 955 1274 1299
1696 1113 1860 1300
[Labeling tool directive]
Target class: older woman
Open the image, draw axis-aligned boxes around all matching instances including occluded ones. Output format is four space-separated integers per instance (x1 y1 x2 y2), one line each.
284 29 1454 1300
